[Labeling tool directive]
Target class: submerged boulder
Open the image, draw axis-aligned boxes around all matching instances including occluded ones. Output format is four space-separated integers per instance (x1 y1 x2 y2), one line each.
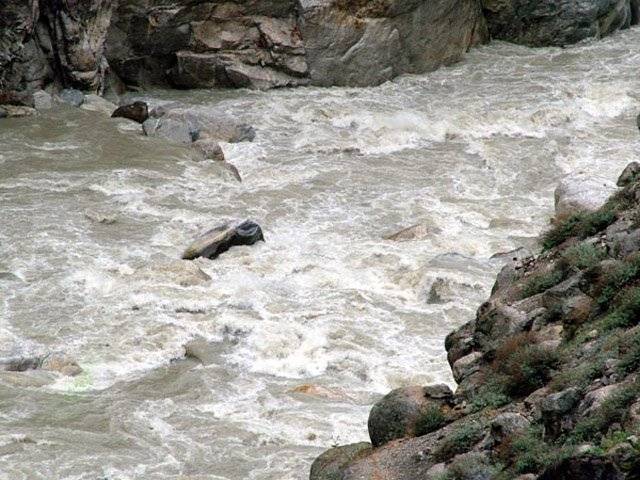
112 101 149 123
0 353 82 376
182 220 265 260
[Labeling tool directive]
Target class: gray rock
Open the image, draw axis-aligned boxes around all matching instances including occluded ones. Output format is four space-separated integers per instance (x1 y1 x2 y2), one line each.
59 89 85 107
452 351 483 383
488 413 530 445
32 90 52 110
616 161 640 187
300 0 488 87
182 220 265 260
554 172 617 219
143 117 194 145
483 0 635 47
81 94 117 115
367 384 454 447
310 443 372 480
541 388 581 415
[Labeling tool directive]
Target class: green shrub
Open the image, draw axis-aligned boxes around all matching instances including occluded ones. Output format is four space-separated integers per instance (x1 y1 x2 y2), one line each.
617 329 640 374
415 405 446 436
447 452 500 480
522 269 565 298
596 254 640 307
542 210 616 251
433 421 485 462
470 382 511 412
570 382 640 443
601 286 640 331
492 333 560 397
501 427 573 475
562 242 607 270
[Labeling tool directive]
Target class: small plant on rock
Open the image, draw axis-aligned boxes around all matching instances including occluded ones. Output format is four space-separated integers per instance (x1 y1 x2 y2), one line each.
492 332 559 397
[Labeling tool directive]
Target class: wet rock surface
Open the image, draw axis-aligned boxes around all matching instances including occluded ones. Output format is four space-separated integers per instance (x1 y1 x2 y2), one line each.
182 220 265 260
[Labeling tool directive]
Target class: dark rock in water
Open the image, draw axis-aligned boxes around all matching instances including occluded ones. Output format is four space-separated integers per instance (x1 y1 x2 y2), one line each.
0 353 81 376
367 384 454 447
538 455 623 480
59 89 85 107
182 220 264 260
111 101 149 123
617 161 640 187
0 90 34 107
310 443 372 480
0 105 36 117
636 113 640 131
0 356 42 372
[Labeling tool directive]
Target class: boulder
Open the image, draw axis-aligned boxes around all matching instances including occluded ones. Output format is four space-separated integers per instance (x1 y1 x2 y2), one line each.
486 413 530 447
32 90 52 110
554 172 617 219
81 94 117 115
452 351 483 383
616 162 640 187
310 443 372 480
482 0 636 47
111 101 149 123
142 117 194 145
182 220 265 260
367 384 455 447
59 89 85 107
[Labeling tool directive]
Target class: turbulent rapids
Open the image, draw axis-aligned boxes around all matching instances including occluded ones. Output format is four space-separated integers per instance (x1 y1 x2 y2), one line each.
2 28 640 479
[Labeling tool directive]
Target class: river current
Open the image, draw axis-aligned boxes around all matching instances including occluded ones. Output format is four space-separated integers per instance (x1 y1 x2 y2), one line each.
1 29 640 479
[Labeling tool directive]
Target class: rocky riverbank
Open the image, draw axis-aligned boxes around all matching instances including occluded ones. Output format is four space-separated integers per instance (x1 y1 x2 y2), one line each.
310 166 640 479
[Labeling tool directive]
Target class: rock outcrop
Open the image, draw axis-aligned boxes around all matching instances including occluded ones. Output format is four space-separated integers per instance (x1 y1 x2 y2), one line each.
106 0 488 89
0 0 114 93
482 0 638 47
310 165 640 479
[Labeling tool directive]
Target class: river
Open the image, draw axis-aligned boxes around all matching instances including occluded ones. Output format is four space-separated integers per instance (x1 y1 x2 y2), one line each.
1 28 640 479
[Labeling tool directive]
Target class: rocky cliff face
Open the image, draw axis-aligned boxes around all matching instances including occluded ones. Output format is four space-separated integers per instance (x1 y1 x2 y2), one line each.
0 0 114 93
311 166 640 479
482 0 640 47
0 0 488 93
106 0 488 89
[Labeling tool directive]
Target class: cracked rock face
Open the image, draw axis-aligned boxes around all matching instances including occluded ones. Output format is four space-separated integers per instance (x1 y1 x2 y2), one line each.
105 0 488 89
482 0 638 47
